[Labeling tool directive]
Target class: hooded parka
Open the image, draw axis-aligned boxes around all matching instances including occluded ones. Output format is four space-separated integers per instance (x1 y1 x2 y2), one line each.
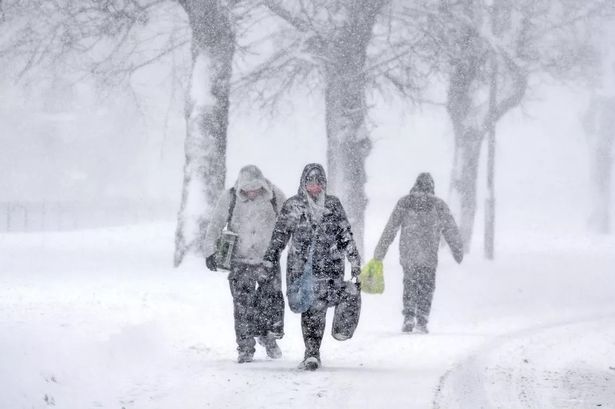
263 163 361 364
373 173 463 268
372 173 463 331
263 163 361 305
204 165 286 265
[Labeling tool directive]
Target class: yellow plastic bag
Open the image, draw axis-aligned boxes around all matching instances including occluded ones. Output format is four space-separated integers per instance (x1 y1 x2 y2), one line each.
359 259 384 294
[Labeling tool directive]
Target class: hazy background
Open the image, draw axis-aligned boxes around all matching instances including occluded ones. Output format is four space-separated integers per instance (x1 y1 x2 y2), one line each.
1 70 610 248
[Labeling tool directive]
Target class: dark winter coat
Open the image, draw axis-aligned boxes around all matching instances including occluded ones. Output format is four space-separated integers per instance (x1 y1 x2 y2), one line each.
373 173 463 268
263 164 361 305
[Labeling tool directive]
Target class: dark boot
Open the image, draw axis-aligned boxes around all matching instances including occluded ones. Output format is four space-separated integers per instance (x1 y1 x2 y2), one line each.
237 349 254 363
257 335 282 359
415 317 429 334
298 356 321 371
402 316 414 333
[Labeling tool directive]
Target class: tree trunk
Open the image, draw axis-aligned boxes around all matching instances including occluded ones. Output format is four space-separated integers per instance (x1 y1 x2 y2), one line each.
174 1 235 266
325 70 371 259
323 2 382 259
449 129 483 252
589 144 612 233
585 96 615 234
446 49 485 253
485 59 498 259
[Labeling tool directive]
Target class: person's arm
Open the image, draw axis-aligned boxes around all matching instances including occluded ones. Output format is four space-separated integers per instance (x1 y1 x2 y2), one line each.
262 199 296 265
333 198 361 271
272 185 287 214
373 198 405 261
436 199 464 263
203 190 232 258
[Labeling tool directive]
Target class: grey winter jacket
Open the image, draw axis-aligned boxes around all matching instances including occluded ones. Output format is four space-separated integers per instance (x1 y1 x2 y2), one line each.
373 174 463 268
204 165 286 265
263 164 361 300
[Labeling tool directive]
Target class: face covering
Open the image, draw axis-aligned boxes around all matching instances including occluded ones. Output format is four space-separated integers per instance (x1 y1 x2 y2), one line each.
242 188 263 200
305 182 322 197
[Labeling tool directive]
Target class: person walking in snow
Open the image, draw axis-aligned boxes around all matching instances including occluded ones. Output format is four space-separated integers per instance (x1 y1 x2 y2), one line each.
367 172 463 334
204 165 286 363
260 163 361 370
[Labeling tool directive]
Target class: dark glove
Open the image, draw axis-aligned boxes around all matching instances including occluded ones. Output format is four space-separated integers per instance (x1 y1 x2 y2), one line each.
256 261 274 285
453 249 464 264
205 254 217 272
351 266 361 279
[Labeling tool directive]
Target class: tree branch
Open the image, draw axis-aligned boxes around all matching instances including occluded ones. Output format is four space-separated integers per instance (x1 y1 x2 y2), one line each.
260 0 311 32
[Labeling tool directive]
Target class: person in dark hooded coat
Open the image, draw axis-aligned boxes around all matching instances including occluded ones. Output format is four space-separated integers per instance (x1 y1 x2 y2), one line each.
261 163 361 370
371 172 463 334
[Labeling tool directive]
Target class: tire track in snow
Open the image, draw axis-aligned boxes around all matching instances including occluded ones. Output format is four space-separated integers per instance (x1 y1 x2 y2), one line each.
433 315 615 409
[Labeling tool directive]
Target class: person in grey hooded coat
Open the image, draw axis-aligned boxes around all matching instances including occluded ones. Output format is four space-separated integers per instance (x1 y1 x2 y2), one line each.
204 165 286 363
261 163 361 370
372 172 463 334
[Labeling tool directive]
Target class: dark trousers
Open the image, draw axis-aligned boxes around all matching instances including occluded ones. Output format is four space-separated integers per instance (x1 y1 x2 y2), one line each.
301 302 328 360
402 265 436 326
228 262 284 353
228 263 259 353
300 279 339 360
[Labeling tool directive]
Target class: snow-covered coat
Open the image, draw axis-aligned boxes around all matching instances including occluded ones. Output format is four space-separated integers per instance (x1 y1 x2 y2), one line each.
263 164 361 304
204 165 286 265
373 173 463 268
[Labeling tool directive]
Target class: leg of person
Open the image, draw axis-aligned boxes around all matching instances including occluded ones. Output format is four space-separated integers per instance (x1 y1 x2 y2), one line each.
228 263 257 363
254 278 283 360
253 264 283 359
415 266 436 334
402 265 420 332
258 265 285 339
298 302 327 370
268 269 285 339
257 333 282 359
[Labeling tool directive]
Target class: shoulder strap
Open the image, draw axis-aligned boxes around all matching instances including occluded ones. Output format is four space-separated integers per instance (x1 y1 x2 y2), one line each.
227 188 237 227
270 189 278 216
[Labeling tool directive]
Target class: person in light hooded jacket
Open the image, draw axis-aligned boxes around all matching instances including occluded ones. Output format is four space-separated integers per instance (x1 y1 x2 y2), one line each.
261 163 361 370
371 172 463 334
204 165 286 363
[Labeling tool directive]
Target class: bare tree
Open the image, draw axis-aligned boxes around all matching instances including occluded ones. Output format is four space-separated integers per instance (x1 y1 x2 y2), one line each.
396 0 612 253
237 0 389 256
0 0 250 265
582 18 615 234
173 0 242 266
584 96 615 234
0 0 189 86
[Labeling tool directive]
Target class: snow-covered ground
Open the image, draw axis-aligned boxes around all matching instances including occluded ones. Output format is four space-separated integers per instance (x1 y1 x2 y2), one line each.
1 222 613 409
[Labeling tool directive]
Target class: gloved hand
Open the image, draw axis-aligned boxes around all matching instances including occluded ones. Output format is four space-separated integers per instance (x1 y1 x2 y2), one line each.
351 266 361 280
205 254 217 272
452 249 464 264
256 261 273 285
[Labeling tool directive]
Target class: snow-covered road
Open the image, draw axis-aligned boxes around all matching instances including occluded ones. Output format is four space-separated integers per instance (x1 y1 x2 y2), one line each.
435 317 615 409
1 224 614 409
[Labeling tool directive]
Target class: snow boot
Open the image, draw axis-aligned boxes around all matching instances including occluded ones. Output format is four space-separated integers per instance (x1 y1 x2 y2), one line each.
402 317 414 333
237 350 254 363
265 341 282 359
298 356 321 371
258 336 282 359
415 323 429 334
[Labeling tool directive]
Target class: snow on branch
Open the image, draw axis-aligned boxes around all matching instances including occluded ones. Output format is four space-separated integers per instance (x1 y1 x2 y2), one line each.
0 0 190 88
